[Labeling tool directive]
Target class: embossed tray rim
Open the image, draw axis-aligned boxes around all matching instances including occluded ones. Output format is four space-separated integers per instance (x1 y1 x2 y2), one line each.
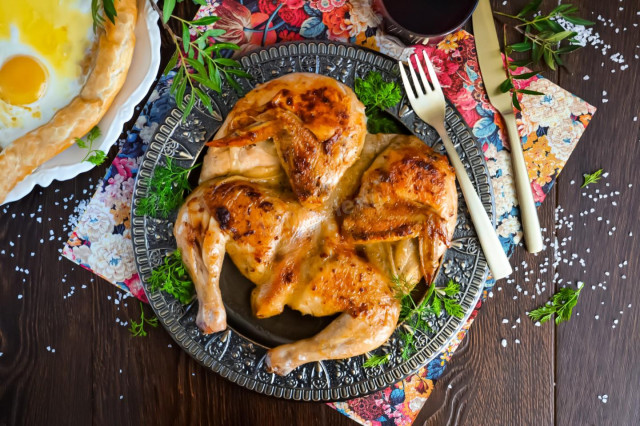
131 41 494 402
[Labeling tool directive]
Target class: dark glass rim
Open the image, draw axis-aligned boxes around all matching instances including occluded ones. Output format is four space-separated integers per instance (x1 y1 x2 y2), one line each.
377 0 480 39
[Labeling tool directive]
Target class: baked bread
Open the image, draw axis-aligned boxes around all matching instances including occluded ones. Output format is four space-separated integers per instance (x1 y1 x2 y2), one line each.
0 0 138 203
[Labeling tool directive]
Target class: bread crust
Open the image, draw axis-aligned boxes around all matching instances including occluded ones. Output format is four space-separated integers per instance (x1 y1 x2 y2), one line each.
0 0 138 203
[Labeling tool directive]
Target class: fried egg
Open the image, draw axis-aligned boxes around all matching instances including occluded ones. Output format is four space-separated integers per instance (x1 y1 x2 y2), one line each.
0 0 95 149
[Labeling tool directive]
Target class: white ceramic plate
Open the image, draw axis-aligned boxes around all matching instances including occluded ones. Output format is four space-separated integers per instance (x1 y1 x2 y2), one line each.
3 0 161 205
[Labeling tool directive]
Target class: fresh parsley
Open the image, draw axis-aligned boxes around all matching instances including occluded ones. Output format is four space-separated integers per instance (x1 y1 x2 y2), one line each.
496 1 594 110
75 126 107 166
136 158 198 219
129 302 159 337
364 277 464 367
354 71 404 134
528 282 584 325
581 168 603 188
362 353 390 368
148 250 195 305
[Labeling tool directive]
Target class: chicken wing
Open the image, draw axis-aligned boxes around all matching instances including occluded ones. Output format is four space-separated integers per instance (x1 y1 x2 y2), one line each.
203 73 367 208
341 135 458 283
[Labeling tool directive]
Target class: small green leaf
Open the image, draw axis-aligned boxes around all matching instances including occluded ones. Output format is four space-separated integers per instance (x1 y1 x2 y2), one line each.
499 78 513 93
194 87 214 114
517 0 542 18
562 15 595 26
225 68 252 79
87 150 107 166
102 0 117 24
176 75 188 108
163 50 179 76
362 353 389 368
163 0 176 23
543 48 556 70
191 16 220 26
517 89 545 96
191 0 207 5
512 92 521 110
214 57 241 67
182 22 190 54
182 92 196 120
581 168 603 188
512 71 539 80
509 41 532 52
546 30 577 43
191 74 221 92
185 58 207 76
75 137 88 149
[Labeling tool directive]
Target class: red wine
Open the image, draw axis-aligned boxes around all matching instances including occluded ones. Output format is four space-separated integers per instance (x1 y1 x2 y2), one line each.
379 0 477 38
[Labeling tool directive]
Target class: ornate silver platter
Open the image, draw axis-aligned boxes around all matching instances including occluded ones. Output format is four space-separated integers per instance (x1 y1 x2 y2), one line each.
131 41 493 401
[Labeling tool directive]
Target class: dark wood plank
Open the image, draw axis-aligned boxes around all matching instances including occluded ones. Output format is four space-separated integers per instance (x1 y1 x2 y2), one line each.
553 0 640 423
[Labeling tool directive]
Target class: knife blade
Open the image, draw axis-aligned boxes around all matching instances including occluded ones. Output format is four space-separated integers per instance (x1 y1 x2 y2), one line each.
472 0 543 253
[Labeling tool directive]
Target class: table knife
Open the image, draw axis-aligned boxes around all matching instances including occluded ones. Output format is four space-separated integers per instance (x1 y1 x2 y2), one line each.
472 0 543 253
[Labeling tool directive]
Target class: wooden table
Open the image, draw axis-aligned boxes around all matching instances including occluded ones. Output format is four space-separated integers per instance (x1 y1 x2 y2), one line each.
1 1 638 424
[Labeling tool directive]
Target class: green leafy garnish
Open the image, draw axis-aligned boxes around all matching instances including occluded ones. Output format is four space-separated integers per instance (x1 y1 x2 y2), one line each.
496 1 593 110
397 279 464 360
354 71 404 134
146 0 250 121
148 250 195 305
92 0 117 31
362 353 390 368
136 158 198 219
75 126 107 166
528 282 584 325
581 168 603 188
129 302 159 337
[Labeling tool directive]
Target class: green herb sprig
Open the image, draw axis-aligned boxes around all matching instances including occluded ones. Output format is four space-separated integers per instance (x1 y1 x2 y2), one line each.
75 126 107 166
364 277 463 368
581 168 603 188
148 250 195 305
496 0 594 109
129 302 159 337
92 0 117 31
94 0 249 121
528 282 584 325
362 353 390 368
136 158 198 219
354 71 404 134
149 0 250 120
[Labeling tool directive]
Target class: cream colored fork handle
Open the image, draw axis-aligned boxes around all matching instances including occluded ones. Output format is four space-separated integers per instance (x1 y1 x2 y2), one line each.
502 114 543 253
434 123 513 280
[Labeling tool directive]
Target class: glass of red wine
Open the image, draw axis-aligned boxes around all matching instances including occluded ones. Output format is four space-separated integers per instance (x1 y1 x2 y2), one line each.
374 0 479 44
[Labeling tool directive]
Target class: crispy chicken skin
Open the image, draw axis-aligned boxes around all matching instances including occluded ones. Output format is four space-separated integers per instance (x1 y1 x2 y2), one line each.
203 73 367 208
174 178 399 375
341 136 457 283
174 74 457 375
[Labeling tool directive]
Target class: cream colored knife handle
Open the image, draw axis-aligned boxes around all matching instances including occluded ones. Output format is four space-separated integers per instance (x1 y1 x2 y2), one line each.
435 123 512 280
503 113 543 253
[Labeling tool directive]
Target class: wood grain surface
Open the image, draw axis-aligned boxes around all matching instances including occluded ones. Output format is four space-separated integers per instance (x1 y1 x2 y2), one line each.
1 1 639 425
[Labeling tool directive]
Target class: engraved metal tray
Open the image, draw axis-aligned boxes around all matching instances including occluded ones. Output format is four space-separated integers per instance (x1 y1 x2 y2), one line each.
131 41 493 401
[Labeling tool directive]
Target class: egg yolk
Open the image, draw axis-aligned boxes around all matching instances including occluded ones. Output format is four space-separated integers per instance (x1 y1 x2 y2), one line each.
0 55 48 106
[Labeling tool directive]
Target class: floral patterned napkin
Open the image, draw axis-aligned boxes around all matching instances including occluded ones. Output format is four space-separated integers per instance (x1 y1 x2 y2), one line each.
62 1 595 424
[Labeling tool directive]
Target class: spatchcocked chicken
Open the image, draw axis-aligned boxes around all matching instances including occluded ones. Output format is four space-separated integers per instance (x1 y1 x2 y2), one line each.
174 73 457 375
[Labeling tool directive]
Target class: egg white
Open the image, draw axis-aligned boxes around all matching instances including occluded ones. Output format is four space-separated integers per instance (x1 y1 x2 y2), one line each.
0 3 95 149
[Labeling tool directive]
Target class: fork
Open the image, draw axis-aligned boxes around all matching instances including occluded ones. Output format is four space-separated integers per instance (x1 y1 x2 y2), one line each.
399 51 512 280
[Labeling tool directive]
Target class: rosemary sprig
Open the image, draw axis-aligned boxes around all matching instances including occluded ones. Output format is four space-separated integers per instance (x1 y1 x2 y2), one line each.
129 302 159 337
75 126 107 166
148 250 195 305
528 282 584 325
581 169 603 188
92 0 117 31
136 158 198 219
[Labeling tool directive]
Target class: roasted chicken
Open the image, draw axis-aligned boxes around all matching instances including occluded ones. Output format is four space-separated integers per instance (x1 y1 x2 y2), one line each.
174 74 457 375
